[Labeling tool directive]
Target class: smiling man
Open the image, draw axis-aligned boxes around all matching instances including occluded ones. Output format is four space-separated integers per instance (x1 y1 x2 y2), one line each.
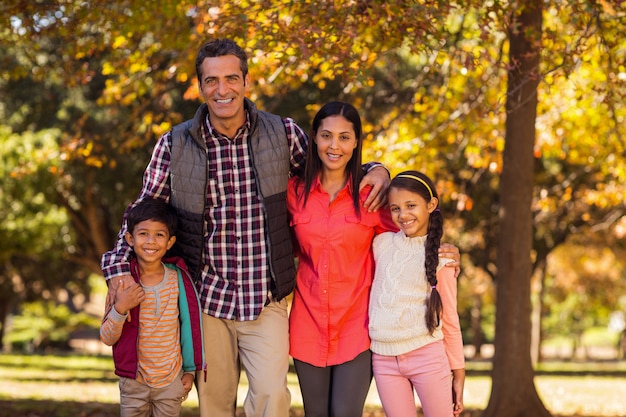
198 54 249 137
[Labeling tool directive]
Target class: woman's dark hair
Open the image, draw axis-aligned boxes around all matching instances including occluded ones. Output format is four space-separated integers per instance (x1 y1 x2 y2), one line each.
127 198 177 237
196 38 249 83
298 101 364 216
390 170 443 334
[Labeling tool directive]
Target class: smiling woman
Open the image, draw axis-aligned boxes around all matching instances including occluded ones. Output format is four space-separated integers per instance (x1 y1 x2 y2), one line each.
286 101 398 417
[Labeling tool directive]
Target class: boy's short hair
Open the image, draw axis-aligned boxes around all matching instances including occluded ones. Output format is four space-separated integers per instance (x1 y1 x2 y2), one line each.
127 199 177 236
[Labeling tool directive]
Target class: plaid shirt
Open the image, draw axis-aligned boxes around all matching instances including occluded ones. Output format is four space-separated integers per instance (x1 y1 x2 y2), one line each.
101 111 307 321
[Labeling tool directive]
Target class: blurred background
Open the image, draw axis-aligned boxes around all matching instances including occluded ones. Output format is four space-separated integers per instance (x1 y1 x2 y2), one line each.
0 3 625 414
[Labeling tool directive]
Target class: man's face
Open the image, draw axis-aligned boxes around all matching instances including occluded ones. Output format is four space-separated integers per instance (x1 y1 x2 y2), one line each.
198 55 249 133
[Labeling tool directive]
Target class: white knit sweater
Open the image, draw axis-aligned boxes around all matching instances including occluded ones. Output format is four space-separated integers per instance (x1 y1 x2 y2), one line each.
368 231 453 356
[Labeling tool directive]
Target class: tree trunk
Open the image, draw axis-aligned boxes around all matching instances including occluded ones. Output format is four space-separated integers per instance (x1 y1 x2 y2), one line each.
482 2 551 417
471 293 484 358
0 298 7 351
531 260 548 364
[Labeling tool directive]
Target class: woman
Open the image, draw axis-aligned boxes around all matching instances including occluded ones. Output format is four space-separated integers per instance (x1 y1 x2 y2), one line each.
287 101 396 417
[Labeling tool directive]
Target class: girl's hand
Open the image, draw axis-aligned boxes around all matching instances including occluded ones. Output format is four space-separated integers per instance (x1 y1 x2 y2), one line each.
452 368 465 416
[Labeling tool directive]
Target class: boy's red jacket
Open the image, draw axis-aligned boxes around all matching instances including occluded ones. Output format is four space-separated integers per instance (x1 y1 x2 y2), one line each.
110 256 205 379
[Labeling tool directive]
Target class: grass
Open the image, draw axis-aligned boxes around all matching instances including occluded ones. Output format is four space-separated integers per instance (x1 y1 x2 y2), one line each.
1 353 625 416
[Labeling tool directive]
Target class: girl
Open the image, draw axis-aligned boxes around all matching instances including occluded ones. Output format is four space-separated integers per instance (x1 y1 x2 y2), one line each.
368 170 465 417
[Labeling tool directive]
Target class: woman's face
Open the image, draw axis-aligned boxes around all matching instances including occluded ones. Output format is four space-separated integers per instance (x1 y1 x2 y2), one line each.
314 115 358 174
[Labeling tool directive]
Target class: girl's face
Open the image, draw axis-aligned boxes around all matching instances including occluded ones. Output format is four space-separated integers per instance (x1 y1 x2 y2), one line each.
314 115 357 174
125 219 176 264
388 187 438 238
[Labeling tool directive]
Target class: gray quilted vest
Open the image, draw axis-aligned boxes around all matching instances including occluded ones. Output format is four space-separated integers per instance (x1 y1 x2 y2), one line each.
169 99 296 300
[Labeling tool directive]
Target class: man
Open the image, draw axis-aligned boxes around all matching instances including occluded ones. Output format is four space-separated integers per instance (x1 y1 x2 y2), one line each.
101 39 394 417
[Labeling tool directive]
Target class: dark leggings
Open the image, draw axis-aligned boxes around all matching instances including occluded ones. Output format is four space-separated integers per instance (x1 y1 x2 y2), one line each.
294 350 373 417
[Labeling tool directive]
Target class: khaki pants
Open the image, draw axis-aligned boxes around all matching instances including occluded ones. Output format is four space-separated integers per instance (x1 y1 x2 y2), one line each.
196 298 291 417
119 372 185 417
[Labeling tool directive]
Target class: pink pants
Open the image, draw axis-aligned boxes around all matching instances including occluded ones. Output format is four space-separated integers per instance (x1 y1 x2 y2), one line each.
372 340 453 417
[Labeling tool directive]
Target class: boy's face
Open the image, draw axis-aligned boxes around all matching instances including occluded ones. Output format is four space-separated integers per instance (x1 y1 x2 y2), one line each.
125 219 176 263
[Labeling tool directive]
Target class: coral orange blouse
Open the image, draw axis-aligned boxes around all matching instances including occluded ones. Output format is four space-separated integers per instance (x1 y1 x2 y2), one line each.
287 176 397 366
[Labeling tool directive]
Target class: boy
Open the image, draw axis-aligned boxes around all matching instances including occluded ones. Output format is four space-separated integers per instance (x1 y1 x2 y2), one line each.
100 198 204 417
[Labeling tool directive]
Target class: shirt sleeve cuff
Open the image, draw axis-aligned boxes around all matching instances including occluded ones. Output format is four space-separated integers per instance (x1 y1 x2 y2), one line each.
102 263 132 280
109 306 129 322
362 161 388 174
